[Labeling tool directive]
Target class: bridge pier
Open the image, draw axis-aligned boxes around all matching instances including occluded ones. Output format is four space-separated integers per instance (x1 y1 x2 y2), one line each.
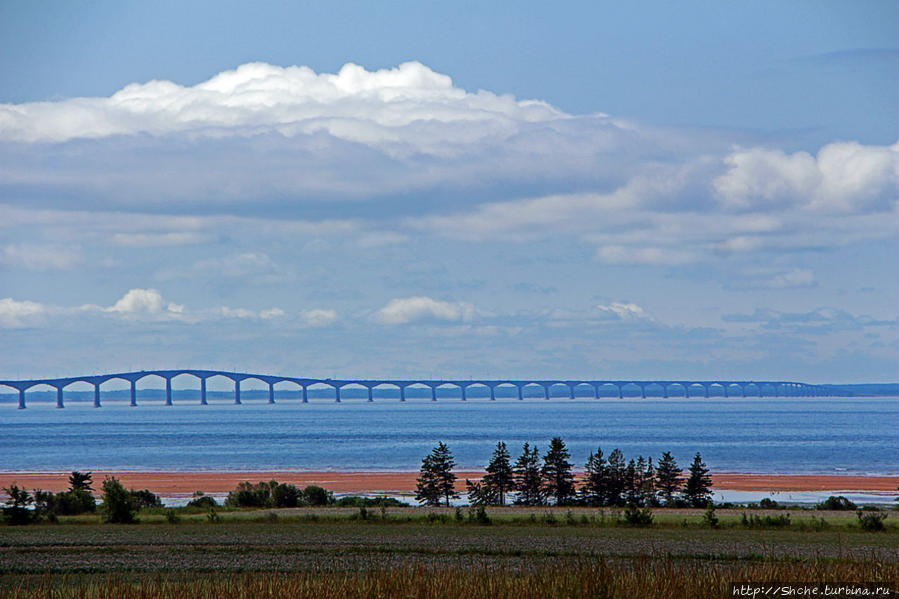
130 380 137 406
617 384 623 399
18 389 25 409
703 384 709 399
56 386 63 408
336 385 341 402
400 386 406 402
268 383 275 404
368 387 373 402
165 378 173 406
94 384 101 408
518 385 523 400
200 378 207 405
302 385 308 403
490 386 496 401
234 380 241 405
639 384 646 399
431 386 436 401
461 386 467 401
662 384 669 399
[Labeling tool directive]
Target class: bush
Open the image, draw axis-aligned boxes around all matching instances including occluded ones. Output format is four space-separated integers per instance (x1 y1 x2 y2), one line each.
857 510 887 532
130 489 162 509
741 512 791 528
187 495 218 509
165 509 180 524
101 477 138 523
304 485 333 506
271 483 302 507
335 496 408 508
816 495 856 511
758 498 779 509
2 485 38 525
702 502 719 528
623 502 653 527
225 481 273 508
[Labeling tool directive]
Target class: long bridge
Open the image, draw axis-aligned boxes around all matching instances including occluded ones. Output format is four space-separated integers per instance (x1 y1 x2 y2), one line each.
0 370 831 408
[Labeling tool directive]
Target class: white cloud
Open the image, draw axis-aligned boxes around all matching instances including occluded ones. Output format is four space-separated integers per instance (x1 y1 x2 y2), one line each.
714 141 899 212
110 232 209 247
0 298 46 327
596 302 651 321
1 244 82 270
375 296 474 325
105 288 183 315
763 268 816 289
301 309 338 327
0 61 564 150
596 245 697 266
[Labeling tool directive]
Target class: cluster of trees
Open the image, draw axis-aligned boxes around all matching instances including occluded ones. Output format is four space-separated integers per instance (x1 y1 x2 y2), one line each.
2 472 162 525
416 439 713 508
224 480 334 508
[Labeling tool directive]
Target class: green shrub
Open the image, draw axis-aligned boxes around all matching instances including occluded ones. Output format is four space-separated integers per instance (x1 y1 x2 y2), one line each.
130 489 162 509
101 477 138 524
187 495 218 509
165 509 180 524
816 495 856 511
623 502 653 527
2 485 38 525
856 510 887 532
758 498 779 509
303 485 333 506
741 512 791 528
702 502 719 528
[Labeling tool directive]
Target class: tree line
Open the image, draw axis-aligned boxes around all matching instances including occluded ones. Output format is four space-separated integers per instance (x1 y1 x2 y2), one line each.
415 438 712 508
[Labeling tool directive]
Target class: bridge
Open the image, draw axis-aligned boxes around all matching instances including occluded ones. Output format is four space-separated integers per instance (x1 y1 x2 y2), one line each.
0 370 831 408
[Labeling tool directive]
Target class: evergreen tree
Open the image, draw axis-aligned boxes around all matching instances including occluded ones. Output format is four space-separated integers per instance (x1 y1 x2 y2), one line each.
465 479 496 506
683 452 713 508
656 451 683 506
482 442 514 506
415 442 458 507
68 471 93 492
512 443 544 505
580 448 608 506
541 437 576 505
642 457 657 506
625 459 639 505
605 448 627 506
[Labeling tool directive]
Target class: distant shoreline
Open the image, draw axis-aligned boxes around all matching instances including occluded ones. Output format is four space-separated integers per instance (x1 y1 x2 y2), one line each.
1 471 897 496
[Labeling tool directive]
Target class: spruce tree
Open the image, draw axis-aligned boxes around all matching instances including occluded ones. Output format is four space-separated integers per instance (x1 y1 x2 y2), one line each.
642 457 657 506
655 451 683 506
512 443 544 505
541 437 576 505
581 448 608 506
683 452 713 508
605 448 627 506
415 442 458 507
482 441 514 506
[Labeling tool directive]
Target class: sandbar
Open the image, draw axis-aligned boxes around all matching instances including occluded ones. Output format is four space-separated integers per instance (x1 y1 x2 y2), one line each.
0 471 896 495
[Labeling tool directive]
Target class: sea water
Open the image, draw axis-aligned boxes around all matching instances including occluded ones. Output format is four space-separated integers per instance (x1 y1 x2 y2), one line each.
1 397 896 476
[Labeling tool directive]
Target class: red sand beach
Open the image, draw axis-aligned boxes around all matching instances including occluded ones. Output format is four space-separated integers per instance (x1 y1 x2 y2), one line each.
1 471 897 495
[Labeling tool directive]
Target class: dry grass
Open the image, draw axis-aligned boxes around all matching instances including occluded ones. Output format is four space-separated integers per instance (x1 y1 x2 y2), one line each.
5 559 897 599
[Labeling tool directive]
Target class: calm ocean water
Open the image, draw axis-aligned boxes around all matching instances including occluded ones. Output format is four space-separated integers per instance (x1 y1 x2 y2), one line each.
1 397 896 475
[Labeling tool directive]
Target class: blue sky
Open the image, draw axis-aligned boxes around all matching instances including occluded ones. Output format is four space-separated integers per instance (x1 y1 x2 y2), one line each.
0 1 896 382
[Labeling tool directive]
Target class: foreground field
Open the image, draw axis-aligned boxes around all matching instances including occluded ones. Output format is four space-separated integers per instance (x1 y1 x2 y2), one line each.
1 508 896 598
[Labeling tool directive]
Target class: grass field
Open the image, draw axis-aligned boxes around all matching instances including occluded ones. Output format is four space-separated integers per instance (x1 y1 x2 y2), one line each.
1 506 896 598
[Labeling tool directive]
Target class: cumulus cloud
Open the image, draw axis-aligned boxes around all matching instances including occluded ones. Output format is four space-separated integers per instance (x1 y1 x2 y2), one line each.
375 296 475 325
0 61 563 148
714 141 899 212
0 298 46 327
106 288 183 315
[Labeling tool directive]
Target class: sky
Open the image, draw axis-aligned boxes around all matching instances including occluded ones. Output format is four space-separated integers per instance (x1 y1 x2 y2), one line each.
0 1 897 383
